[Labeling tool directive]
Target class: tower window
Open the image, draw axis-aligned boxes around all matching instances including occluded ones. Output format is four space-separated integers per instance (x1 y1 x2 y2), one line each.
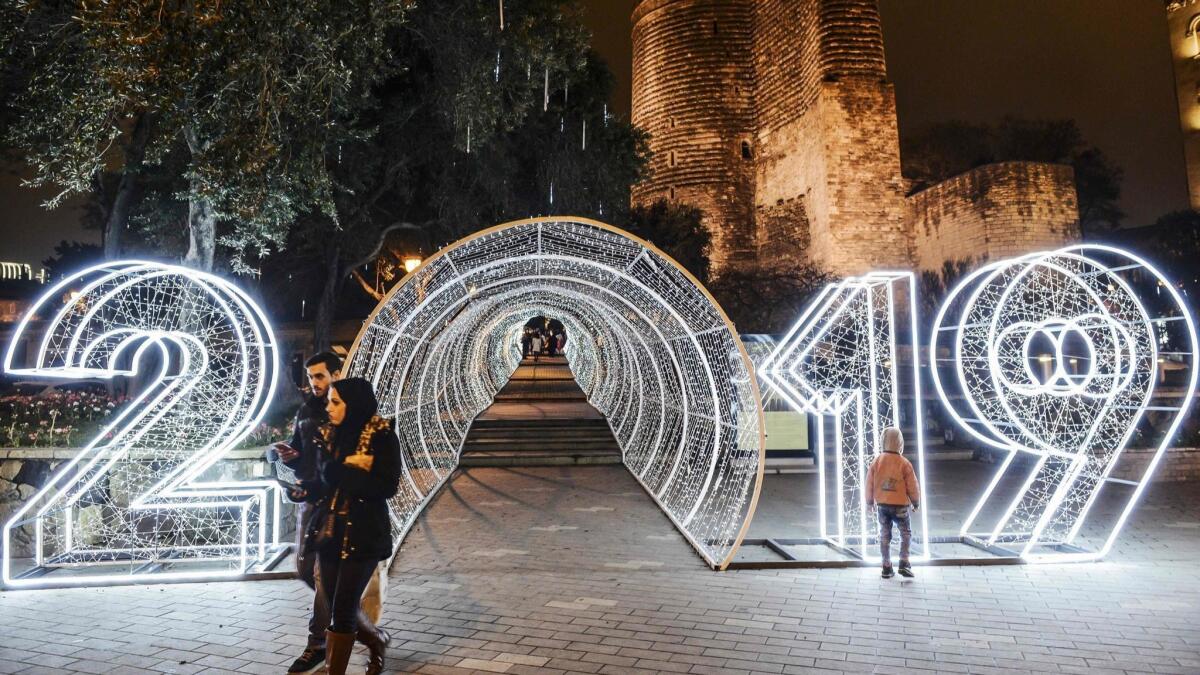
741 141 753 160
670 117 676 128
669 150 677 167
712 21 719 35
669 187 675 200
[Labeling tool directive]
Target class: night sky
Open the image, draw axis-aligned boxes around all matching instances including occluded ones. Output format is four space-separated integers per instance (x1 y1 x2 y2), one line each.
1 0 1188 265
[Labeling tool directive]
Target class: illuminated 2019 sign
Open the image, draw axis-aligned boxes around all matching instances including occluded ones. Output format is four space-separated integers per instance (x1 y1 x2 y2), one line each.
1 242 1194 589
1 261 284 588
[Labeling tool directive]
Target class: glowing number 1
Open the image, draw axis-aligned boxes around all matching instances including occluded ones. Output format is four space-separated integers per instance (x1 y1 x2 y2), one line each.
2 261 282 588
758 272 930 561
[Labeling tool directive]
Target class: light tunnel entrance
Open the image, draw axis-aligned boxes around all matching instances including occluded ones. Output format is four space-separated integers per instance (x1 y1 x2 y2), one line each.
345 217 765 569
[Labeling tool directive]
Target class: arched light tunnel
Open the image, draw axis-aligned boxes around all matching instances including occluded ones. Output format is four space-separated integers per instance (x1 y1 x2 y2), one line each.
346 217 765 569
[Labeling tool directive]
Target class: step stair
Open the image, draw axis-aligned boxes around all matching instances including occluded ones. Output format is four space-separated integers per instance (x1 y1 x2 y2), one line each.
458 355 623 467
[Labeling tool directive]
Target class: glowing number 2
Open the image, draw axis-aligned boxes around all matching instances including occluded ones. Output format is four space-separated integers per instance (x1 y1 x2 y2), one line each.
759 272 929 561
931 245 1199 561
2 261 282 588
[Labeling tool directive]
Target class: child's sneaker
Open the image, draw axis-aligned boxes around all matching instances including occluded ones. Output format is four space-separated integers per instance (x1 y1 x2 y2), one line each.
898 565 914 578
881 565 894 579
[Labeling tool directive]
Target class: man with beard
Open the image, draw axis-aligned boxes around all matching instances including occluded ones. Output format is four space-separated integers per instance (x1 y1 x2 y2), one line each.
274 352 342 673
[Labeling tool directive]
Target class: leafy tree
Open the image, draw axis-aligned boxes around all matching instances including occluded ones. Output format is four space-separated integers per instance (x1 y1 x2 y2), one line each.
1 0 409 270
901 116 1124 232
708 263 835 335
42 241 102 280
1099 209 1200 317
276 0 649 350
624 200 711 284
918 257 978 332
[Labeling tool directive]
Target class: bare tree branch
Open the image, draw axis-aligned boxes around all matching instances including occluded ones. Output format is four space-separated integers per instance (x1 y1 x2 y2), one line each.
344 220 433 272
351 268 384 301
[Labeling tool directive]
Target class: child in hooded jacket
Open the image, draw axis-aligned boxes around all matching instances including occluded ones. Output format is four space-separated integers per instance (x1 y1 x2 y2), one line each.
865 427 920 578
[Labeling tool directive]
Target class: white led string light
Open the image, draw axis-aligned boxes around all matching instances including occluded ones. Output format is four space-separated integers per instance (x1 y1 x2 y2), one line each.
931 245 1198 561
758 272 930 562
346 217 766 569
7 243 1185 582
2 261 282 588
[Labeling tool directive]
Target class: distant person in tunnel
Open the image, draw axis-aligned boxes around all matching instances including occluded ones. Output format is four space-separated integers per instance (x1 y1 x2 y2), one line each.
521 328 532 359
273 351 341 674
531 331 544 362
298 378 402 675
865 427 920 579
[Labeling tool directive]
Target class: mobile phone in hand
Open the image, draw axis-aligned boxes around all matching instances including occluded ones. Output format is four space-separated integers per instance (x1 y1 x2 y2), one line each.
273 441 299 461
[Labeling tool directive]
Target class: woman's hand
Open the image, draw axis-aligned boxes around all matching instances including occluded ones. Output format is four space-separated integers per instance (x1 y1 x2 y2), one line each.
344 453 374 471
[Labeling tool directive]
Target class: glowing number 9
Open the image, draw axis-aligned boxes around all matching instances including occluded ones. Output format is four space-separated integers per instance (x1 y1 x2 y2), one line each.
759 272 929 562
931 245 1199 561
2 261 282 588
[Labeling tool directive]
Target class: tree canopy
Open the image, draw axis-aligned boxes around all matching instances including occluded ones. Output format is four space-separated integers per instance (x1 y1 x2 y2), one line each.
252 0 650 349
1 0 409 270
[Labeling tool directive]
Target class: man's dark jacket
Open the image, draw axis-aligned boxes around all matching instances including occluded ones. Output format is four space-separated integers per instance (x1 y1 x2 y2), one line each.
284 395 328 482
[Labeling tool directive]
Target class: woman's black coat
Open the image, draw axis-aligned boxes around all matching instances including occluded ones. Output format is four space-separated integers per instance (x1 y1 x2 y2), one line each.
302 418 402 562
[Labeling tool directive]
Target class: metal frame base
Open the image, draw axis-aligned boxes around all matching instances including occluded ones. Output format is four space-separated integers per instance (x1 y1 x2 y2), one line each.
725 535 1096 570
5 544 295 589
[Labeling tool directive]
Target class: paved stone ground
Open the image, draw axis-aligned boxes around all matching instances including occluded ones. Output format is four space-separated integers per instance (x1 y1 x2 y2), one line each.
2 464 1200 674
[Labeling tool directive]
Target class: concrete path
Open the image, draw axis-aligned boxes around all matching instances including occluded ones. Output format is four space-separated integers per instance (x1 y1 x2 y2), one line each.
2 463 1199 674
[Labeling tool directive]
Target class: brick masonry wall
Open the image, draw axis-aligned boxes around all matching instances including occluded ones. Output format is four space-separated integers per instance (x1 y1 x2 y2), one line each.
631 0 758 272
908 161 1081 271
632 0 1082 279
755 196 809 267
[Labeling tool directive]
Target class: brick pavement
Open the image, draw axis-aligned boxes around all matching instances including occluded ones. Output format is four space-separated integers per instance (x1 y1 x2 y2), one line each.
2 463 1200 674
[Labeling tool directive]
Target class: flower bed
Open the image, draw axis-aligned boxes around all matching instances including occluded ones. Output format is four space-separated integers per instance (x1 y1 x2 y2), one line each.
0 391 119 447
0 390 292 449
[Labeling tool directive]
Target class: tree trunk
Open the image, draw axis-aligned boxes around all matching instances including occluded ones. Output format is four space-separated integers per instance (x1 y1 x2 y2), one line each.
184 193 217 271
312 244 343 352
182 124 216 271
103 113 153 260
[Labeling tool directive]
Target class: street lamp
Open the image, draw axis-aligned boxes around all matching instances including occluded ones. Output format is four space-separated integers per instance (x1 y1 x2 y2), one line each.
403 256 422 274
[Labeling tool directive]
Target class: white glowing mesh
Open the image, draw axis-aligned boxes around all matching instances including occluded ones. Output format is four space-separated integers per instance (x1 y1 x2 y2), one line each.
933 245 1199 560
758 273 929 561
347 218 765 568
2 262 282 587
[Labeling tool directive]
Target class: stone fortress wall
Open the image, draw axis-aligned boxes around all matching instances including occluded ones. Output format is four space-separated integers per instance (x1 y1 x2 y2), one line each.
909 162 1080 272
631 0 1081 277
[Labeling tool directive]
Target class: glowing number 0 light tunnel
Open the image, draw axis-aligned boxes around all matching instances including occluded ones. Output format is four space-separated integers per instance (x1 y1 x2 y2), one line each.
346 216 766 569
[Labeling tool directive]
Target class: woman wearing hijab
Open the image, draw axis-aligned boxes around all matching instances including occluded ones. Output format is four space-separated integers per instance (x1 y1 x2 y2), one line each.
299 377 401 675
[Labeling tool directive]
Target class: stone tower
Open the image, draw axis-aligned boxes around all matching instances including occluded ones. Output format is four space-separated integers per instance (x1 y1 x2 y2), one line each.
632 0 911 277
1166 1 1200 209
631 0 1080 279
631 0 758 272
751 0 910 277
